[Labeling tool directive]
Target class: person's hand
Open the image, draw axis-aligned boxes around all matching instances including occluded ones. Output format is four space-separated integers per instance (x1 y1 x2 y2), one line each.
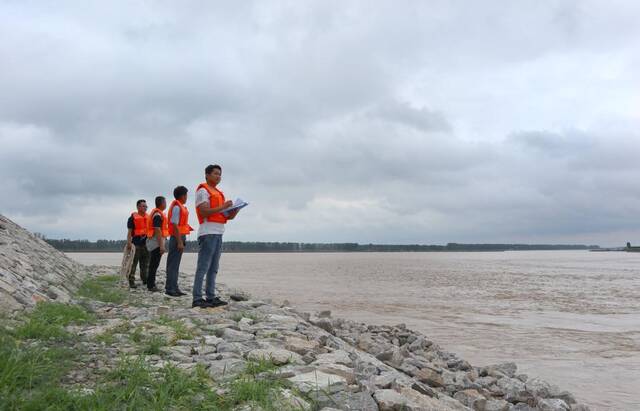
223 200 233 208
159 245 166 255
126 242 132 250
177 242 184 252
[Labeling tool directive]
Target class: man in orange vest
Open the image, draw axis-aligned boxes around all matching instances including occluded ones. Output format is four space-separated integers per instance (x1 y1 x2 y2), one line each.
126 199 150 289
146 196 169 292
166 186 193 297
192 164 238 308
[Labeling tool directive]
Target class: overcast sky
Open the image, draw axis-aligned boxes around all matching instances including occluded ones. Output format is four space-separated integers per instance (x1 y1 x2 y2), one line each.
1 1 639 246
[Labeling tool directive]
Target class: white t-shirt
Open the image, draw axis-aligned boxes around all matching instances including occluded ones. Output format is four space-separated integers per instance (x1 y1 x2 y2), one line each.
195 187 225 237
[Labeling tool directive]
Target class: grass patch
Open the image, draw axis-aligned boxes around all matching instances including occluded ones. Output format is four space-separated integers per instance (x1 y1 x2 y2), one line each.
77 275 127 304
1 330 295 411
141 335 167 356
95 321 132 345
223 359 287 411
14 301 95 341
0 333 77 410
74 356 221 410
155 315 195 342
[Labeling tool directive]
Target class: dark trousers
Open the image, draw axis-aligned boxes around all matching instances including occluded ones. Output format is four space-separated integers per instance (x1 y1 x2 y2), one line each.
165 235 185 293
147 247 162 289
129 245 149 284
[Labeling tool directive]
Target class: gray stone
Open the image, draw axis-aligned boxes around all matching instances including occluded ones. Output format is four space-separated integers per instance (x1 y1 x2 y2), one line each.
208 358 247 379
373 372 398 389
217 341 250 354
246 348 302 365
203 335 223 346
311 317 334 334
274 388 311 410
554 391 577 405
496 377 532 404
314 350 354 367
453 389 486 410
222 328 255 342
485 399 510 411
374 388 467 411
288 370 347 394
310 390 378 411
487 362 517 378
318 310 332 318
525 377 553 398
509 403 536 411
411 381 438 398
414 368 444 388
537 399 570 411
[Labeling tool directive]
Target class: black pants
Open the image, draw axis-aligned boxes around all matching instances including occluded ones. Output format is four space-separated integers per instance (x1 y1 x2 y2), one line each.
147 247 162 289
129 245 149 284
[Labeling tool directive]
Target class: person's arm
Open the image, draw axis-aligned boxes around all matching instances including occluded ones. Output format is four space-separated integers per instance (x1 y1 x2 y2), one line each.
126 228 133 249
226 209 240 220
155 227 165 254
158 230 165 253
172 223 184 252
197 192 233 218
170 206 184 252
126 216 134 249
153 215 165 254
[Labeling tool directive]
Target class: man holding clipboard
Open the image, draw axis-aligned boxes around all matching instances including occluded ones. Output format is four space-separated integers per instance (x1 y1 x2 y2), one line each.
192 164 246 308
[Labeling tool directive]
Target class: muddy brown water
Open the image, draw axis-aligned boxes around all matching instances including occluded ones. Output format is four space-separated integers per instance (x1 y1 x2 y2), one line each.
68 251 640 410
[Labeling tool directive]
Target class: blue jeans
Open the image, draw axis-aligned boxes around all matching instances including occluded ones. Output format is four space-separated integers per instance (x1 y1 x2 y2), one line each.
165 235 185 293
192 234 223 302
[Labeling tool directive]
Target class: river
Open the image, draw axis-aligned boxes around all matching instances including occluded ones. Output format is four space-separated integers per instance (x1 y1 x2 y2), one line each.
67 251 640 410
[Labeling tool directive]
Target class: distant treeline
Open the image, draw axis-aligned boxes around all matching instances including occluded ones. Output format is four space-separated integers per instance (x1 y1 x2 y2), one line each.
43 238 598 253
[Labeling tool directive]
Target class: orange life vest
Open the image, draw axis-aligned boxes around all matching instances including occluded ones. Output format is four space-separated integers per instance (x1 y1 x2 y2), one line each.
147 208 169 237
195 183 228 224
130 212 150 237
167 200 194 236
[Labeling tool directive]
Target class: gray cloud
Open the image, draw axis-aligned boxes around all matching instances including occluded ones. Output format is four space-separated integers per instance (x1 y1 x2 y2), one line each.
1 1 639 246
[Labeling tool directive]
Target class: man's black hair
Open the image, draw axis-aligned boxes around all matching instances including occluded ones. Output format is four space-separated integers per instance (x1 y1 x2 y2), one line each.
173 186 188 200
205 164 222 175
136 199 146 207
155 196 166 207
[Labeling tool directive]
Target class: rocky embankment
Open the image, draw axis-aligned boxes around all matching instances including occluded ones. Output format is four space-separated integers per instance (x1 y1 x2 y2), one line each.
0 214 86 311
0 215 590 410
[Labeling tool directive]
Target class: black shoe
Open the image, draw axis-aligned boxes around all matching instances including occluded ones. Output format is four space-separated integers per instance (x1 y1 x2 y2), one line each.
165 291 181 297
206 297 228 307
175 290 187 296
148 286 160 292
192 299 208 308
129 282 137 289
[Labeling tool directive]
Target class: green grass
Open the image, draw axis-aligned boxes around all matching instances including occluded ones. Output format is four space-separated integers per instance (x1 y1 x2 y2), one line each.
0 333 77 410
77 275 127 304
141 335 167 356
14 301 95 341
130 326 144 344
0 326 298 411
154 315 195 342
95 321 132 345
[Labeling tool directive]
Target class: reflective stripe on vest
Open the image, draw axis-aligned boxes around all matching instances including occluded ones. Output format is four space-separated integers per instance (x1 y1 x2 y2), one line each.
195 183 228 224
131 212 149 237
168 200 193 235
147 208 169 237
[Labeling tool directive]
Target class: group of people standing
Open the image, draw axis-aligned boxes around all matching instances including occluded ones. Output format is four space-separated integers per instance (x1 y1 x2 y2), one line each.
126 164 240 308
